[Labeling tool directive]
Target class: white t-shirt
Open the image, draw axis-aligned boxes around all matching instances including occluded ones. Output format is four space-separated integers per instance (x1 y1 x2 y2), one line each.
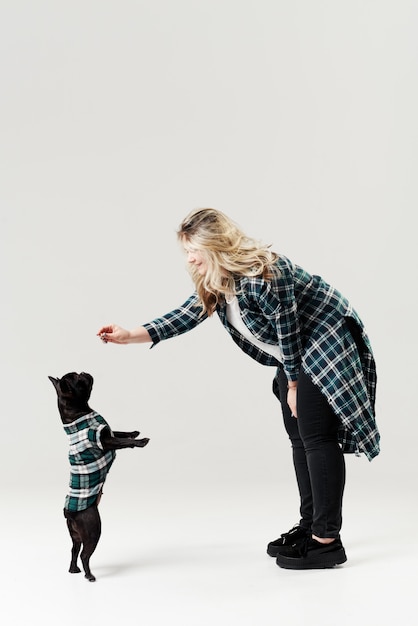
225 295 283 362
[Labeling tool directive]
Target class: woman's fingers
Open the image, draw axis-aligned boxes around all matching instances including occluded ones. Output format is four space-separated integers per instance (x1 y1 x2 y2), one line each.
97 325 130 344
287 387 298 418
97 325 114 336
97 324 116 343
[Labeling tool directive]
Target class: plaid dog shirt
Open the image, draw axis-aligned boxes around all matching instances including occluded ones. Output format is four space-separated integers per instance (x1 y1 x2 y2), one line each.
143 254 380 461
63 411 116 512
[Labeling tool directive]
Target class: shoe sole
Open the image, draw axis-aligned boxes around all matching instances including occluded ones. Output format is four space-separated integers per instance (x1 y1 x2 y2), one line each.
276 547 347 570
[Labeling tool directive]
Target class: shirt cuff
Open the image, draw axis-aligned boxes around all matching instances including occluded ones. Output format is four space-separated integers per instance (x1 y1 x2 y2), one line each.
142 323 162 346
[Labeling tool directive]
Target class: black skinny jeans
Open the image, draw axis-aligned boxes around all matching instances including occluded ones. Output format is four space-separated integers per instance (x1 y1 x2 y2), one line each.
273 368 346 539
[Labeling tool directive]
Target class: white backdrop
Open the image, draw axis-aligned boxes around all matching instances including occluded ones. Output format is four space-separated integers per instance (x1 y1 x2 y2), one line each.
1 0 416 498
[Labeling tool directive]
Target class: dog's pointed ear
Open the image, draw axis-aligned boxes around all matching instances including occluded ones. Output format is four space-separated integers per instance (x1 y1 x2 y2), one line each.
48 376 60 391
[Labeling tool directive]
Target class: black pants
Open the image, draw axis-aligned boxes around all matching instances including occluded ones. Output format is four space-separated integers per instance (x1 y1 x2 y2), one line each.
273 368 346 538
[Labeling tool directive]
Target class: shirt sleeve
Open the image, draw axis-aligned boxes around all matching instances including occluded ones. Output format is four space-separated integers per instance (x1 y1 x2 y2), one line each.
143 292 207 345
256 260 303 381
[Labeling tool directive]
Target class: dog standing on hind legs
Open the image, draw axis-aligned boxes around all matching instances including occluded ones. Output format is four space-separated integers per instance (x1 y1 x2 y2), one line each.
49 371 149 582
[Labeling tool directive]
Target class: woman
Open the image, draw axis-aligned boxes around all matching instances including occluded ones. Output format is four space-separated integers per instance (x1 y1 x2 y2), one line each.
97 208 379 570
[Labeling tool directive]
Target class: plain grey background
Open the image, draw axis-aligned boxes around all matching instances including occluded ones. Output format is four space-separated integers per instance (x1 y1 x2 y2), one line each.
0 1 416 624
1 0 415 488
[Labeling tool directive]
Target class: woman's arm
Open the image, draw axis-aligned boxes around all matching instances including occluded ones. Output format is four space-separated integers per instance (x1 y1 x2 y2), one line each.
256 263 304 382
97 293 207 346
97 325 151 344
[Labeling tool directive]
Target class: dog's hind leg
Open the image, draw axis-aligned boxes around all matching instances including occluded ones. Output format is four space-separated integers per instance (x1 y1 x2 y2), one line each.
68 520 82 573
79 505 102 582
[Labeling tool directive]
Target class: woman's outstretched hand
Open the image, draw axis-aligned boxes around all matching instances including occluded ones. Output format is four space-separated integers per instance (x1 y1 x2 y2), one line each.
97 325 131 344
97 324 152 344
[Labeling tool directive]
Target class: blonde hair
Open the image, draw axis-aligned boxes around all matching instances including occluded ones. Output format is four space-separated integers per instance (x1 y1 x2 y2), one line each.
177 208 279 316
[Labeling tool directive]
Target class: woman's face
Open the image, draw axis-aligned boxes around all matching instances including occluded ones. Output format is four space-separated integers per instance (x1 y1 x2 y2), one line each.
184 244 208 275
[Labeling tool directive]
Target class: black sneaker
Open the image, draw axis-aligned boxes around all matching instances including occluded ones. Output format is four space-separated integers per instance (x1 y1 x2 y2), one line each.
276 536 347 570
266 525 310 557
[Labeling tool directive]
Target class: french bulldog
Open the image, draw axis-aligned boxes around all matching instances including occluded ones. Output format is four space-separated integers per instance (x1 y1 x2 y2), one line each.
49 371 149 582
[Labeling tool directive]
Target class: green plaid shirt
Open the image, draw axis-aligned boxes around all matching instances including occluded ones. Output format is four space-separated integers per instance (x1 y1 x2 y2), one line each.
63 411 116 512
143 254 379 460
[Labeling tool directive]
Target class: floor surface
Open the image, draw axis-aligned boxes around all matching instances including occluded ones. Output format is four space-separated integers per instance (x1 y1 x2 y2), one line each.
2 479 415 626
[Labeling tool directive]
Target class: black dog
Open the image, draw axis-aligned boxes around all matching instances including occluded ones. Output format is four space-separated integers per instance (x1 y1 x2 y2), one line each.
49 371 149 582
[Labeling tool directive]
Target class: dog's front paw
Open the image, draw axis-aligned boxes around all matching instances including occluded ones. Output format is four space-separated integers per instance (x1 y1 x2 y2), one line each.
130 431 140 438
133 437 150 448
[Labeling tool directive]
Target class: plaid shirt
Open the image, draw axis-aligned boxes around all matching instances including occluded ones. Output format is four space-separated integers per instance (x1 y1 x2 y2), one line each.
143 255 379 460
63 411 116 512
